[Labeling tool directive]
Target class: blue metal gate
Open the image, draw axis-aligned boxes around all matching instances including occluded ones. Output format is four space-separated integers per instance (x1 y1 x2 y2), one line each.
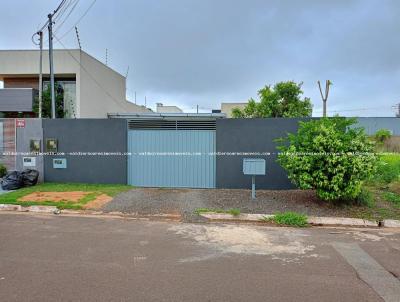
128 130 216 188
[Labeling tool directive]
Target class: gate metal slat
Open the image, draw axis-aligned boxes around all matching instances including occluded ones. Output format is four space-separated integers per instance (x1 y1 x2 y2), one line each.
127 129 216 188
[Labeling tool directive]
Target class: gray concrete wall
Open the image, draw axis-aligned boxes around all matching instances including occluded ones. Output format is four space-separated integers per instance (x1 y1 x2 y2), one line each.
356 117 400 135
216 117 400 189
43 119 127 184
16 119 44 182
216 118 310 189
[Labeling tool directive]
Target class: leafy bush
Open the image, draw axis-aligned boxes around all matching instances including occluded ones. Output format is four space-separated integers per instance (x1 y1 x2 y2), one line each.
0 164 7 178
264 212 308 227
277 117 377 201
375 129 392 143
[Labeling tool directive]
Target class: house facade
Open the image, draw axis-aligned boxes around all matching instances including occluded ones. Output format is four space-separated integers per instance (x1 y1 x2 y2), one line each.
0 49 151 118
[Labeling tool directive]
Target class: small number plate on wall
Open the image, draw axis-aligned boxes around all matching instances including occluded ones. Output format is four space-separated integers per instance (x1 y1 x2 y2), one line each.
23 157 36 167
53 158 67 169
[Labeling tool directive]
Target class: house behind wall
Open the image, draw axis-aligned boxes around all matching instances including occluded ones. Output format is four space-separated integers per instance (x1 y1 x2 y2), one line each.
0 49 151 118
2 116 399 188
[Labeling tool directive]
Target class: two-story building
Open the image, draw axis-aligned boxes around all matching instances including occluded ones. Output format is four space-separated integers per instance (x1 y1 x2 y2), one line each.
0 49 151 118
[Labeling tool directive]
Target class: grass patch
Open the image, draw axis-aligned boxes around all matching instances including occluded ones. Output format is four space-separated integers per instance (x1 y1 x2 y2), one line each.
351 153 400 220
263 212 308 227
194 208 241 216
372 154 400 184
0 183 132 209
356 187 375 208
383 192 400 205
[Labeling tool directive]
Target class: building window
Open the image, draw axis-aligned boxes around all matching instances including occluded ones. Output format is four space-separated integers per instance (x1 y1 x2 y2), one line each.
43 80 76 118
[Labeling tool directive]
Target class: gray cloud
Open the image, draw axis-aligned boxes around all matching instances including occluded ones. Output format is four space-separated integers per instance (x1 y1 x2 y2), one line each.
1 0 399 115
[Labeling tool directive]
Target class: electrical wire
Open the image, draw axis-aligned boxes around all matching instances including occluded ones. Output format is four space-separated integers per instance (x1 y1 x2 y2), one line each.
32 0 69 44
313 106 395 114
53 0 73 22
35 0 68 33
54 34 134 111
56 0 97 42
54 0 80 34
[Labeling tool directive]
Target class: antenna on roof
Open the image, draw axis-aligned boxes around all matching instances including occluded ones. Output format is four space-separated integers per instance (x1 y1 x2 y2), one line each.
105 48 108 66
125 65 129 79
74 26 81 50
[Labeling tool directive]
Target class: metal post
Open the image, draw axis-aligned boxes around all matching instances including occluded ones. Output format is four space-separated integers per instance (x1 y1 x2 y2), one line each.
48 13 56 119
38 31 43 118
251 175 256 199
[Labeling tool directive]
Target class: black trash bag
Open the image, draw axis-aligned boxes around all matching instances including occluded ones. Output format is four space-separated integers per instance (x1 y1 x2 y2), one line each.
21 169 39 187
1 171 24 190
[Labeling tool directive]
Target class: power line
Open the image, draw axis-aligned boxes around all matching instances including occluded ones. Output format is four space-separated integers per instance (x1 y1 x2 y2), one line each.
35 0 68 33
56 0 97 42
53 0 74 23
313 106 394 113
54 34 135 111
54 0 80 34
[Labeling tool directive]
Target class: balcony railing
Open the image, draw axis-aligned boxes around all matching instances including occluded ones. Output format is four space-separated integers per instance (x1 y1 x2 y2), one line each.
0 88 37 112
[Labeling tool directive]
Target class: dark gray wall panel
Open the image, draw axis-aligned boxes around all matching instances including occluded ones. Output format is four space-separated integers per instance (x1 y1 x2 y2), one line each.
356 117 400 135
216 117 400 189
43 119 127 184
216 118 312 190
16 118 44 182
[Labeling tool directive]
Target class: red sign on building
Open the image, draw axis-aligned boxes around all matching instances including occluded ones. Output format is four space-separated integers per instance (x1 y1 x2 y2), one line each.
16 119 25 128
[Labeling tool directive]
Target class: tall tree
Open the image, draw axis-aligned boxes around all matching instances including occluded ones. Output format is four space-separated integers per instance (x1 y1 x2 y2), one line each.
232 81 312 118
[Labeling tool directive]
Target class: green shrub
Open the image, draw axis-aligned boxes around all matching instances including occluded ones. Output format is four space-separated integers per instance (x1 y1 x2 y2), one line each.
277 117 377 201
0 165 7 178
372 154 400 184
265 212 308 227
375 129 392 143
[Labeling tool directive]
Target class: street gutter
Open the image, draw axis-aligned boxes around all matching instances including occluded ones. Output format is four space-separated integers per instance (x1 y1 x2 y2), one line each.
1 204 400 228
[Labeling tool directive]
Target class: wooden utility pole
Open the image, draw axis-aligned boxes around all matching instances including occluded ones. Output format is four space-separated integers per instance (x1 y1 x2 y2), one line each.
317 80 332 117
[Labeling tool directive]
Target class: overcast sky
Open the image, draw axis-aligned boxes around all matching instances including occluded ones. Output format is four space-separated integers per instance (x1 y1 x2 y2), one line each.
1 0 399 116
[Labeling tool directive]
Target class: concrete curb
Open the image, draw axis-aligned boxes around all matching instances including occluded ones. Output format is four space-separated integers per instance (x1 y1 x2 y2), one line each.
383 219 400 228
2 204 399 227
199 213 400 228
307 216 378 227
0 204 181 220
0 204 58 213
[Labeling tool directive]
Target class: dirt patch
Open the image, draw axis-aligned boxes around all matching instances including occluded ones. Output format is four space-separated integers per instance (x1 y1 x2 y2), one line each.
18 191 92 203
168 224 316 262
83 194 113 210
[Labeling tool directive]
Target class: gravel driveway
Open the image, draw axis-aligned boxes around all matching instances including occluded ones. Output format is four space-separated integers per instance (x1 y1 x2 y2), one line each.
103 188 355 222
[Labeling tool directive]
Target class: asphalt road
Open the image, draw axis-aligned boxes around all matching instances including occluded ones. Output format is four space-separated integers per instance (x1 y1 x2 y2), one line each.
1 213 400 302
